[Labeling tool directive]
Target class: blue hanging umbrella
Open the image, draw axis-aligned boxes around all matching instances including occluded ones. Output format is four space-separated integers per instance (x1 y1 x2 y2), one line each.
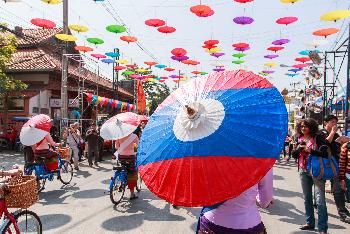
286 73 299 77
105 52 119 58
101 58 115 64
299 49 321 56
288 68 302 73
137 70 288 207
155 64 167 69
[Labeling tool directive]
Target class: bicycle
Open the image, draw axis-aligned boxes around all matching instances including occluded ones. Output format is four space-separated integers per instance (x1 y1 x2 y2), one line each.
109 161 142 205
24 153 73 192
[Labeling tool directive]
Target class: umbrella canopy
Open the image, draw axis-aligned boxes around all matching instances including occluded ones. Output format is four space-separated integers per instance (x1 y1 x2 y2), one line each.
114 65 126 71
20 114 52 146
120 36 138 43
295 57 311 63
235 47 250 52
213 68 225 72
91 53 106 60
264 62 277 68
116 59 128 64
100 112 139 140
105 52 119 58
233 16 254 25
155 64 167 69
144 61 157 66
286 73 298 77
165 67 175 72
232 60 245 64
232 53 246 59
137 70 287 207
267 46 284 52
145 19 166 27
171 48 187 57
74 46 93 53
289 68 302 73
171 55 189 62
157 26 176 34
182 60 200 66
234 0 254 3
68 24 89 33
190 5 212 17
232 42 249 48
264 54 279 59
106 25 126 34
55 34 77 42
261 70 275 74
31 18 56 28
276 16 298 25
272 38 290 45
87 37 104 45
41 0 61 4
320 10 350 22
197 9 214 17
205 47 222 53
280 0 299 3
293 64 309 69
211 52 225 58
101 58 115 64
204 40 219 46
313 28 339 37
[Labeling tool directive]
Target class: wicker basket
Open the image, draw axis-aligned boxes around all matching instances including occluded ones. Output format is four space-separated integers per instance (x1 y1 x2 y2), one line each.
58 147 71 159
5 175 38 209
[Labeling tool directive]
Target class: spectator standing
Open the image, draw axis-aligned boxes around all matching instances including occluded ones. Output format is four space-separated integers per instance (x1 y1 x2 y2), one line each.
85 123 100 167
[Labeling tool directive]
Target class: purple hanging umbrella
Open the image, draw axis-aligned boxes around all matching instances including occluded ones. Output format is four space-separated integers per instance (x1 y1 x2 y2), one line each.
210 52 225 58
235 47 250 52
171 55 189 62
272 39 290 45
262 70 275 74
233 16 254 25
213 68 225 72
169 75 179 78
264 54 279 59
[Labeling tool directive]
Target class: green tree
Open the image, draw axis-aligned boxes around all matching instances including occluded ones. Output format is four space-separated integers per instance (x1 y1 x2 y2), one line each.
0 33 28 126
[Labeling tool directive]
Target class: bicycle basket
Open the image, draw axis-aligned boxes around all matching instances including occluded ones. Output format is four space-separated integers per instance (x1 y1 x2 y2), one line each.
5 175 38 208
58 146 71 159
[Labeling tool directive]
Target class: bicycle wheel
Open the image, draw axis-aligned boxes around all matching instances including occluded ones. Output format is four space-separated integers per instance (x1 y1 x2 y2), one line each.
109 177 126 205
1 210 42 234
58 160 73 185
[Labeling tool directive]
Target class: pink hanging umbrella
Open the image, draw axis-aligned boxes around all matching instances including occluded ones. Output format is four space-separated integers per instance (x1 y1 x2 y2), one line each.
235 47 250 52
262 70 275 74
210 52 225 58
20 114 52 146
276 17 298 25
272 39 290 45
293 64 310 69
233 16 254 25
91 54 107 60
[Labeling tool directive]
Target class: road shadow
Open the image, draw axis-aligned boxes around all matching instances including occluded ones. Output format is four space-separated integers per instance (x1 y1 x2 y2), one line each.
72 188 107 199
74 169 92 179
274 187 303 198
274 174 284 181
38 187 78 205
38 214 72 231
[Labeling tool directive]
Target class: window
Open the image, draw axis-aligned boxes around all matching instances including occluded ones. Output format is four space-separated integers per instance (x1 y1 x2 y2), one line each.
0 97 25 111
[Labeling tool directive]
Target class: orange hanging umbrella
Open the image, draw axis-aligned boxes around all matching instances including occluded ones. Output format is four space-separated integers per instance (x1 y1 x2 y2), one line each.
144 61 157 67
312 28 339 38
120 36 138 43
164 67 175 72
145 19 166 27
74 46 93 53
190 5 212 17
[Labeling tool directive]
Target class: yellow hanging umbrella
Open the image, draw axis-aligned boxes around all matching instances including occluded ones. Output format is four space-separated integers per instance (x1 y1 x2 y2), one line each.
135 68 147 73
264 62 277 68
55 34 77 42
41 0 62 4
205 47 222 53
320 10 350 22
280 0 300 3
116 59 128 64
68 24 89 33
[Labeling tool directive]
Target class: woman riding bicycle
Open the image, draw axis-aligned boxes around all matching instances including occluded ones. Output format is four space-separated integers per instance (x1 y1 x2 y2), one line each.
114 132 139 200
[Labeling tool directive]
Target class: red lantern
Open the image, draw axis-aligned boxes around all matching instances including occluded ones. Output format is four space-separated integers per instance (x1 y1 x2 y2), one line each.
267 46 284 53
74 46 93 53
157 26 176 34
164 67 175 72
295 57 311 63
276 17 298 25
120 36 137 43
190 5 212 17
232 42 249 48
114 66 126 71
171 48 187 57
144 61 157 66
31 18 56 28
145 19 166 27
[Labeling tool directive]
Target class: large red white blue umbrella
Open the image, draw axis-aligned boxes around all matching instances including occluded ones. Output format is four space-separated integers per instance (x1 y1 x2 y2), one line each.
20 114 52 146
137 70 288 207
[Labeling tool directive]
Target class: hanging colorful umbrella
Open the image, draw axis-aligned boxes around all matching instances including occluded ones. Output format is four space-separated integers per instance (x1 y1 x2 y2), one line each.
171 55 189 62
116 59 128 64
204 40 219 46
120 36 138 43
105 52 119 58
68 24 89 33
202 44 217 49
135 68 148 73
233 16 254 25
210 52 225 58
55 34 77 42
261 70 275 74
100 112 139 140
91 54 106 60
123 70 135 76
232 42 249 48
264 54 279 59
41 0 61 4
267 46 284 53
234 0 254 3
101 58 115 64
144 61 157 66
114 65 126 71
232 53 246 59
235 47 250 52
74 46 93 53
182 60 200 66
205 47 222 53
313 28 339 38
30 18 56 28
198 9 215 17
213 68 225 72
280 0 300 3
157 26 176 34
306 39 328 48
320 10 350 22
155 64 167 69
264 62 277 68
106 25 126 34
289 68 302 73
276 17 298 25
272 38 290 45
192 71 202 75
232 60 245 64
137 70 287 206
145 19 166 27
126 64 138 69
190 4 212 17
171 48 187 57
286 73 298 77
87 37 104 45
293 64 309 69
165 67 175 72
20 114 52 146
295 57 311 63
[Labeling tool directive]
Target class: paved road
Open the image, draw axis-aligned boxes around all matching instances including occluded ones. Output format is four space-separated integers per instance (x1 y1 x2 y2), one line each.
1 151 349 234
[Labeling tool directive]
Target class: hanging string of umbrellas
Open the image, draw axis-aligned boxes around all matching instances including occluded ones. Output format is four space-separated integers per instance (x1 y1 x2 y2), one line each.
84 93 135 111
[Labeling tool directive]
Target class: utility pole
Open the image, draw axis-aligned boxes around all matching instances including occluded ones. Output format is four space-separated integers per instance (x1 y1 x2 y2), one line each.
61 0 69 124
115 48 120 100
345 24 350 134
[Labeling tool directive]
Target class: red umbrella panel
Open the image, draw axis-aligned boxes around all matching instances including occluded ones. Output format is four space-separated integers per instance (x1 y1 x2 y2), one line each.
114 66 126 71
31 18 56 28
171 48 187 57
234 0 254 3
204 39 219 46
164 67 176 72
202 44 217 49
295 57 311 63
126 64 138 69
197 9 215 17
145 19 166 27
20 114 52 146
267 46 284 53
157 26 176 34
276 17 298 25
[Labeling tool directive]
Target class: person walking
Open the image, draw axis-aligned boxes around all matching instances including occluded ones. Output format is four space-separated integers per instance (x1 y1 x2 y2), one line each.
292 118 330 234
85 123 100 167
197 169 273 234
67 123 82 170
319 115 350 223
114 132 139 200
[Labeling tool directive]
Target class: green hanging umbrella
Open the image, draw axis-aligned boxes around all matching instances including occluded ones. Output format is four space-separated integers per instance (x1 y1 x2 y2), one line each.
87 37 104 45
232 53 246 59
232 60 245 64
123 70 135 76
106 25 126 34
200 72 208 75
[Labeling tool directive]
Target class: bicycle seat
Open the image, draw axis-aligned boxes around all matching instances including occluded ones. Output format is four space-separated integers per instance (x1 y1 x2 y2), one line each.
113 165 124 171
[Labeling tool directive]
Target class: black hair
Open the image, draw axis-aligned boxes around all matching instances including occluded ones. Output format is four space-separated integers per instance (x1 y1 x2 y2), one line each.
295 118 319 137
324 115 338 123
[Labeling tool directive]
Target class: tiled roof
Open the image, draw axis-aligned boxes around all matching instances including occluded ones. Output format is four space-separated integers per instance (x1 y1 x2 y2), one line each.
7 48 57 70
1 28 63 46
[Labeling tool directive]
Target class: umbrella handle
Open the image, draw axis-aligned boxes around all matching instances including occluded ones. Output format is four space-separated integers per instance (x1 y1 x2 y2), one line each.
184 105 197 119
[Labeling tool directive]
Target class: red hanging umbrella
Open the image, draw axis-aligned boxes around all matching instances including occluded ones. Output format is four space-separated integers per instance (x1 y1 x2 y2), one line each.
157 26 176 34
126 64 138 69
190 5 212 17
145 19 166 27
295 57 311 63
232 42 249 48
91 54 107 60
31 18 56 28
74 46 93 53
312 28 339 38
197 9 214 17
171 48 187 57
192 71 202 75
293 64 309 69
114 65 126 71
182 60 200 66
144 61 157 66
164 67 175 72
204 39 219 46
120 36 138 43
276 17 298 25
234 0 254 3
202 44 217 49
267 46 284 53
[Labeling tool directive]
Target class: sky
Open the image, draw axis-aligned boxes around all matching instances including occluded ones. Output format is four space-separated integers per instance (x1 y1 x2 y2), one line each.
0 0 349 92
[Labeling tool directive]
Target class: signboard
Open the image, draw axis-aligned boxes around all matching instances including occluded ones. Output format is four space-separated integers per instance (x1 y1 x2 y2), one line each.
50 99 79 108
